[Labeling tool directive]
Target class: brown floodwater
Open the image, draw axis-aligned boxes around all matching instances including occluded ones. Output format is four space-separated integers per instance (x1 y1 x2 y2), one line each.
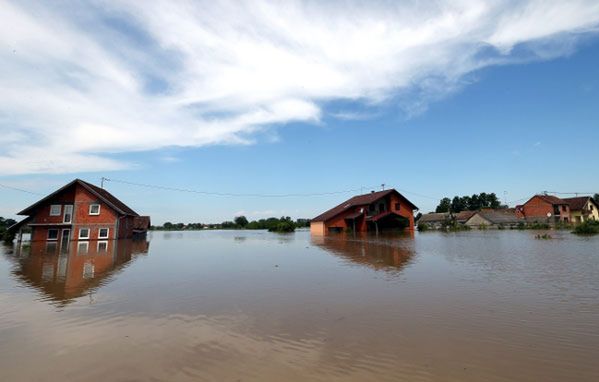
1 230 598 381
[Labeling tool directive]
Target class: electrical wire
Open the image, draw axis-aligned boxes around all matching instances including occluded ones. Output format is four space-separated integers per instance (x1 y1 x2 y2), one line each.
0 183 41 195
103 177 444 201
103 178 384 198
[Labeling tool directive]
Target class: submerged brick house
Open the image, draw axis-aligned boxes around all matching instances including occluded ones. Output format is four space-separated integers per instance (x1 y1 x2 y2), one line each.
310 189 418 235
516 194 571 224
11 179 150 243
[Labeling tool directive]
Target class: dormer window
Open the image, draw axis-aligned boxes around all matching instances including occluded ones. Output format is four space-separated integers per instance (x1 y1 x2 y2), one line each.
89 204 101 215
50 205 61 216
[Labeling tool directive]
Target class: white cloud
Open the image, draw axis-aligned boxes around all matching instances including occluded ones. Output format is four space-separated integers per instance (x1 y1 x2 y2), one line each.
1 0 599 174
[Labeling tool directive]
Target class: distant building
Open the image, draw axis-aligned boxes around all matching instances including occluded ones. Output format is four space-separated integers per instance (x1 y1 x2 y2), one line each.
562 197 599 224
464 209 521 228
10 179 150 244
516 195 571 224
417 212 450 229
310 189 418 235
454 210 477 224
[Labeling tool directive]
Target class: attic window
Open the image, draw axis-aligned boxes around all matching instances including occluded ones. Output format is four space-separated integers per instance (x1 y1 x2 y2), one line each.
89 204 101 215
50 205 61 216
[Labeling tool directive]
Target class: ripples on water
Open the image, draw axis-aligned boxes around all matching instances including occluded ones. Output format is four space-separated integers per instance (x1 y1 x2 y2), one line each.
0 230 598 381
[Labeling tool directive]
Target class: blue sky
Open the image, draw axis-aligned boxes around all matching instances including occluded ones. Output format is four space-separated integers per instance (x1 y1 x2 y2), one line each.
1 1 599 224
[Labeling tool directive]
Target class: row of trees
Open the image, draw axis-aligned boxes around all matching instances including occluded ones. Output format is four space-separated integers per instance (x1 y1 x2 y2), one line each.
151 216 310 232
436 193 503 213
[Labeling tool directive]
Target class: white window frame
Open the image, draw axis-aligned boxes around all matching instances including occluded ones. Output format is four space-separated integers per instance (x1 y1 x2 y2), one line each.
89 204 101 216
47 229 59 240
77 241 89 254
50 204 62 216
97 241 108 253
79 227 90 240
98 228 109 239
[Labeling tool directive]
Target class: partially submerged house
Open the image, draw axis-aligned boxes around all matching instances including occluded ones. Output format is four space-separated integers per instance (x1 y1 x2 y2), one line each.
417 212 450 229
10 179 150 243
562 197 599 224
464 209 521 228
516 194 571 224
310 189 418 235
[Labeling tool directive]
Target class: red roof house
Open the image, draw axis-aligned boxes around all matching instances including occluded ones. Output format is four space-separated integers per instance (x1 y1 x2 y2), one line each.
310 189 418 235
11 179 150 244
516 194 571 223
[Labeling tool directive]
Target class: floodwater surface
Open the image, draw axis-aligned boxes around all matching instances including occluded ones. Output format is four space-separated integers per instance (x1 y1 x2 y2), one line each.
1 230 598 381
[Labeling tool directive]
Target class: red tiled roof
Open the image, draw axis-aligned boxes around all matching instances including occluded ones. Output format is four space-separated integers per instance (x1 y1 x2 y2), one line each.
535 194 568 205
79 180 139 216
454 210 476 223
18 179 139 217
563 196 594 211
311 189 418 222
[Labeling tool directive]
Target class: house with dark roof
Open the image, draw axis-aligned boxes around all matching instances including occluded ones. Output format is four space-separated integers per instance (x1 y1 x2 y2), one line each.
416 212 450 229
10 179 150 244
310 189 418 235
516 194 571 224
563 196 599 223
464 209 521 228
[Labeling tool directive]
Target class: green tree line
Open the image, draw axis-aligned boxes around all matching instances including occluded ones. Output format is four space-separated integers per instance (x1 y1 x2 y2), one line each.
435 193 503 213
151 216 310 233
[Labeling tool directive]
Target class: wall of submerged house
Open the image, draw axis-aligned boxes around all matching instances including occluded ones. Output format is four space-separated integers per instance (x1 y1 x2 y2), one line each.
521 196 570 223
318 193 415 234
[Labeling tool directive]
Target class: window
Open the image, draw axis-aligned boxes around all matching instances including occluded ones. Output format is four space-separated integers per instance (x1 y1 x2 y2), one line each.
395 203 401 211
97 241 108 253
48 229 59 240
98 228 109 239
89 204 101 215
50 205 61 216
77 241 89 254
79 228 90 240
562 205 567 212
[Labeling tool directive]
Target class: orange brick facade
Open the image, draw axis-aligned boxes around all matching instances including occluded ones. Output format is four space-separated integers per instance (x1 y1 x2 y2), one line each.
311 190 417 235
18 180 144 243
518 195 571 223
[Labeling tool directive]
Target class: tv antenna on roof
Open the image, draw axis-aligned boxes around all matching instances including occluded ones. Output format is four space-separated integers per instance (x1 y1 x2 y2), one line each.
381 183 385 191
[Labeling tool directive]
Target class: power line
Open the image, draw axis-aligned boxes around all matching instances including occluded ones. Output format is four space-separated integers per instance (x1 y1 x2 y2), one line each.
544 191 597 196
104 177 446 201
103 178 383 198
0 183 41 195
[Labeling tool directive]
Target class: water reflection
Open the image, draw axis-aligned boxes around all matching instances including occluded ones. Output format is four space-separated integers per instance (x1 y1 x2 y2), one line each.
5 239 149 306
312 234 415 272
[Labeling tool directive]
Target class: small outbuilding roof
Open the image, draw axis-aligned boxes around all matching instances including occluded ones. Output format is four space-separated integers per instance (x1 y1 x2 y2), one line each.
468 209 521 225
417 212 450 223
